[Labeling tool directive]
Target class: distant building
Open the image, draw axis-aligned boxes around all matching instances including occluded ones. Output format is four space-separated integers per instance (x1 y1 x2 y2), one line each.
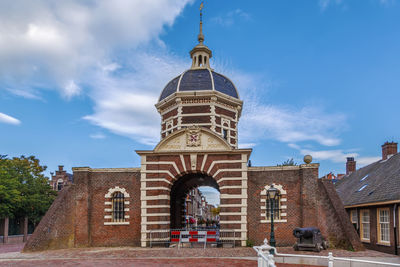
336 142 400 255
184 188 216 226
321 172 345 184
49 165 73 191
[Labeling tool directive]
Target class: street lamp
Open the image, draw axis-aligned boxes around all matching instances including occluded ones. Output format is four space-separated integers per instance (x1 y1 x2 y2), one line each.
267 184 279 252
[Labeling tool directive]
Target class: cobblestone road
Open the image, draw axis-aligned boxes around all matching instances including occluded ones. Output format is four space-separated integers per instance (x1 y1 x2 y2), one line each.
0 243 397 267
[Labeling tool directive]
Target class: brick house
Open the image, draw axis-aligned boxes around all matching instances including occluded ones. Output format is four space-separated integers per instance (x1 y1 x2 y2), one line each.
24 19 362 252
49 165 73 191
336 142 400 255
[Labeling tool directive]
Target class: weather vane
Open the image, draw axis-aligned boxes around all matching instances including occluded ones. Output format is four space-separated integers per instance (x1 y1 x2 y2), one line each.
198 1 205 44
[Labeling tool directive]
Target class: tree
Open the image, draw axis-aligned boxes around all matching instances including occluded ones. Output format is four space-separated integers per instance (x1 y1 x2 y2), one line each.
0 156 22 219
277 158 297 166
211 206 220 217
0 155 57 225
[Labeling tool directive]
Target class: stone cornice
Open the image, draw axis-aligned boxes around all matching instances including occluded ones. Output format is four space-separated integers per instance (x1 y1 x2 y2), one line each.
136 149 252 156
72 167 140 172
248 163 319 171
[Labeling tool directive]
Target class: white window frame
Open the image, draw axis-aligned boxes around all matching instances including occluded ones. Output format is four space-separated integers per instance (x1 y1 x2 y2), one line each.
350 210 358 226
104 186 130 225
360 209 370 242
377 208 390 245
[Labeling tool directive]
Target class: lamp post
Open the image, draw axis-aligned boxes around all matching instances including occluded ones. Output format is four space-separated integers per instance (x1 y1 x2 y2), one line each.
267 184 279 252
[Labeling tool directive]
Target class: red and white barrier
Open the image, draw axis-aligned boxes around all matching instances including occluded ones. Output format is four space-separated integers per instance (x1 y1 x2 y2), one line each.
170 230 219 248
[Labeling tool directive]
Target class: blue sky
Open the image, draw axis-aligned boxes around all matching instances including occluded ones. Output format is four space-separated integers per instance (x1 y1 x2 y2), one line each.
1 0 400 198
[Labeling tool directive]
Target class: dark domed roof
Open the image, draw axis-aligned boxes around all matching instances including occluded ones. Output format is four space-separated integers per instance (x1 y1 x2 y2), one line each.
159 69 239 101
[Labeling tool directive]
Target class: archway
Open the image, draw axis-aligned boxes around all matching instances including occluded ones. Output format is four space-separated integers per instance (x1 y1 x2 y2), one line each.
170 173 219 229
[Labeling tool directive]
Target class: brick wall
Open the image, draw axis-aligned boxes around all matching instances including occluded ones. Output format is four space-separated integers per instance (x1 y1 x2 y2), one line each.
24 168 141 251
318 180 363 251
23 185 76 251
87 171 141 247
25 163 361 251
248 168 302 246
247 166 362 250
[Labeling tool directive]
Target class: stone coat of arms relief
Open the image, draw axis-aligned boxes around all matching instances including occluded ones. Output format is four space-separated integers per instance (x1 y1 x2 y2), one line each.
186 126 201 147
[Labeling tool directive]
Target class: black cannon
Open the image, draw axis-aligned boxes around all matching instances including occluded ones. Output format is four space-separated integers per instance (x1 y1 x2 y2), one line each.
293 227 328 252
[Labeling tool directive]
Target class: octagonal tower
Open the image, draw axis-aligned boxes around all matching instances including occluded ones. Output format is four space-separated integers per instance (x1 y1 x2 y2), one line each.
155 20 243 148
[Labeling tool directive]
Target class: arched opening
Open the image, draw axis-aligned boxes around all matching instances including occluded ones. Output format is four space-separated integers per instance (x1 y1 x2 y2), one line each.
57 178 64 191
198 55 203 67
170 173 220 229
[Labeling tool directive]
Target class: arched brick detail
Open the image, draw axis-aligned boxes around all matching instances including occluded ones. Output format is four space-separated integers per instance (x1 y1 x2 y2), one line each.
104 186 130 225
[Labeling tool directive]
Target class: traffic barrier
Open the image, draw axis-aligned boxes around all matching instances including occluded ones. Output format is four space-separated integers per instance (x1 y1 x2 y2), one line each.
171 230 219 248
148 228 237 248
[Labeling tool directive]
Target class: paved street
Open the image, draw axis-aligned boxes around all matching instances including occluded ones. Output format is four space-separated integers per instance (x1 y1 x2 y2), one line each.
0 243 398 267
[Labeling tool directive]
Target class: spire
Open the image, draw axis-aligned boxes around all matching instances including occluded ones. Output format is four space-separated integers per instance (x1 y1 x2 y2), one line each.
190 1 212 69
198 1 204 44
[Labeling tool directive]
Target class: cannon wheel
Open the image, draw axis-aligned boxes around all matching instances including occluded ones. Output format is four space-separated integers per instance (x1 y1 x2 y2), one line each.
314 243 322 252
293 244 299 251
322 240 329 250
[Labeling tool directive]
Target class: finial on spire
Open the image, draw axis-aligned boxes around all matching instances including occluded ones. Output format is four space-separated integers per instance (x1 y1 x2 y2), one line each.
190 0 212 69
198 1 204 44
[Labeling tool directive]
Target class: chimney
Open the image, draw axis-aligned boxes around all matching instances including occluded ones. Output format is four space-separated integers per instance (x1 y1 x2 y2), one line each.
58 165 64 171
346 157 356 175
382 142 398 160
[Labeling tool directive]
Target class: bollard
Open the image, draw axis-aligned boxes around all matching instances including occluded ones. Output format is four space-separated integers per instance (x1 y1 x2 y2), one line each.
328 252 334 267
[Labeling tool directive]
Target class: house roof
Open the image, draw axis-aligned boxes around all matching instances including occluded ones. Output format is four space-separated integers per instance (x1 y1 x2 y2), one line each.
335 153 400 207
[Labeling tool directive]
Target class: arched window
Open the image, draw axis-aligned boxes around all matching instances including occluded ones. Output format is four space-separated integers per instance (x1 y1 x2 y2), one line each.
104 186 130 225
223 129 228 140
266 193 281 220
221 118 230 141
260 184 287 223
112 192 125 222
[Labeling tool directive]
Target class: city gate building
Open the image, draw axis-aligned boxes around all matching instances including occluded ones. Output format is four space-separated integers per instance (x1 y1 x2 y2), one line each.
24 20 362 252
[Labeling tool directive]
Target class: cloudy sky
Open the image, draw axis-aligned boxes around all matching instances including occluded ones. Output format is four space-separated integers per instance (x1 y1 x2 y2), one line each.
1 0 399 204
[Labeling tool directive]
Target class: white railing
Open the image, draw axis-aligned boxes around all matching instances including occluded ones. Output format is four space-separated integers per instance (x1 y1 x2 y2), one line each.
253 239 400 267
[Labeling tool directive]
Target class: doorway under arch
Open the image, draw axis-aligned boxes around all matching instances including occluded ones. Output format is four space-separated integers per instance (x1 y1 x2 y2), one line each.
170 173 219 229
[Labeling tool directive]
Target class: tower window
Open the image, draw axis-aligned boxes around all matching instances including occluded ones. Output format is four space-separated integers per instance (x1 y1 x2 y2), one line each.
223 129 228 140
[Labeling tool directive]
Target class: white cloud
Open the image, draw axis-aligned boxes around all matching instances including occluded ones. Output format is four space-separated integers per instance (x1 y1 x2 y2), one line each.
89 133 106 139
0 0 192 100
240 102 345 146
0 112 21 125
357 156 381 165
319 0 343 11
0 0 347 149
211 9 252 27
238 143 256 148
198 186 220 206
0 0 192 145
319 0 394 10
5 88 42 100
63 80 81 99
288 143 380 166
83 50 188 145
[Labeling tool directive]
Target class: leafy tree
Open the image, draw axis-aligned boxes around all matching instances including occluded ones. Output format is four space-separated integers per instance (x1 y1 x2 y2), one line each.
211 206 220 216
0 155 57 225
0 156 22 219
277 158 297 166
